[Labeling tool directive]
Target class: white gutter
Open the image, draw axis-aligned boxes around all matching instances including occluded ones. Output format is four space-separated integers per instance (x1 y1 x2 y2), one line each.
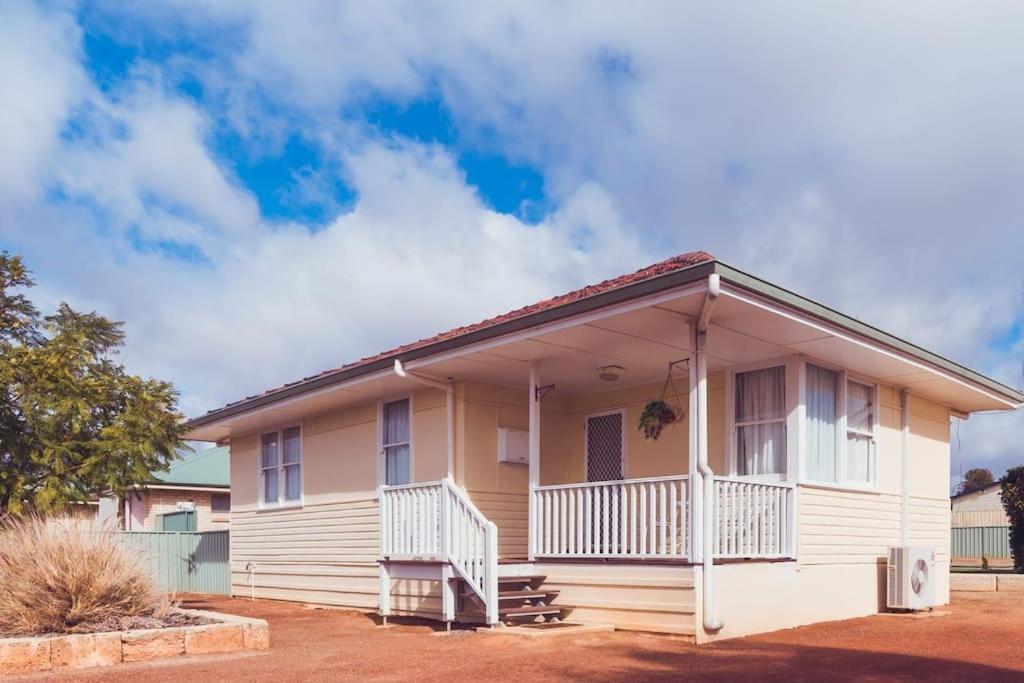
697 273 723 634
900 389 909 545
394 359 455 479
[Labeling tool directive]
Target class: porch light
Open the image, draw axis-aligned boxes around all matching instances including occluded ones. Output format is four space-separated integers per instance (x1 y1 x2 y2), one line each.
598 365 624 381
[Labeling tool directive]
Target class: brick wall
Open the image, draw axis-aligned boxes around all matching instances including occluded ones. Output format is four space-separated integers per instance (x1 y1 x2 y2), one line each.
128 489 230 531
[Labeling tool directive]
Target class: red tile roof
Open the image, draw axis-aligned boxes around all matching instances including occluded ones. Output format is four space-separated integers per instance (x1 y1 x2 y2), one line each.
206 250 715 416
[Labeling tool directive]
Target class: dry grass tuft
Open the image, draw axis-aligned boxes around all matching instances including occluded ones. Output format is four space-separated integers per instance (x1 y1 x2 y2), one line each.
0 516 170 637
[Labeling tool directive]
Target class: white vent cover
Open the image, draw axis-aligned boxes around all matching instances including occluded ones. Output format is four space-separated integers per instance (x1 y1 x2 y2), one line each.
497 428 529 464
887 546 935 611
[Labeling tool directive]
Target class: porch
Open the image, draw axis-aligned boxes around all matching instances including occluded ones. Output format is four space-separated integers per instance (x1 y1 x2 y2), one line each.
377 274 804 628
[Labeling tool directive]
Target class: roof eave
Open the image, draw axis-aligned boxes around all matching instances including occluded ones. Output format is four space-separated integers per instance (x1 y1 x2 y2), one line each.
186 258 718 430
713 261 1024 407
187 257 1023 433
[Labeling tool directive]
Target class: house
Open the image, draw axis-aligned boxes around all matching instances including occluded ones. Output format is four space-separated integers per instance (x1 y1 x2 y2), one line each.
951 482 1009 528
950 482 1012 563
185 251 1023 642
123 446 231 532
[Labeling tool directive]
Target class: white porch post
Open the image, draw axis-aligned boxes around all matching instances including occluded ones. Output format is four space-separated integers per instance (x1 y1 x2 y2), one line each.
528 362 540 561
688 323 703 564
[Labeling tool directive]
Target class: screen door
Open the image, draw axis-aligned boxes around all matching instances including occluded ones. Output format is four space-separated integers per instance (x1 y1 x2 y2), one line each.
586 411 624 482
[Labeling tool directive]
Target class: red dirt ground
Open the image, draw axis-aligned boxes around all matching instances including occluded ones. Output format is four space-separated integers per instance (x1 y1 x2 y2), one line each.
23 591 1024 682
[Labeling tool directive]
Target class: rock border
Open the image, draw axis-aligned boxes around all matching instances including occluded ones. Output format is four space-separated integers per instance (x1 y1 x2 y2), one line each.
0 609 268 676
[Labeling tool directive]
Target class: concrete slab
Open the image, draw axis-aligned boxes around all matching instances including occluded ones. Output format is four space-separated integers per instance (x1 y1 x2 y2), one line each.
997 574 1024 591
950 573 997 592
476 622 614 638
876 610 951 620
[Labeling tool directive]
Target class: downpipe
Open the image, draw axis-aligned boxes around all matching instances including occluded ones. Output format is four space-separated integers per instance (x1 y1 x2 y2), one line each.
394 359 456 479
697 274 723 634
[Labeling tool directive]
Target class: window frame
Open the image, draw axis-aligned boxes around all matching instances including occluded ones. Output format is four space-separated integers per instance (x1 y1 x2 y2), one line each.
378 393 415 487
799 357 880 491
258 424 304 509
726 358 798 482
583 407 628 482
210 492 231 513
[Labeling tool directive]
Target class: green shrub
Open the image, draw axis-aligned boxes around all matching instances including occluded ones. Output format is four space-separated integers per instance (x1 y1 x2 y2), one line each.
1001 467 1024 572
0 517 168 636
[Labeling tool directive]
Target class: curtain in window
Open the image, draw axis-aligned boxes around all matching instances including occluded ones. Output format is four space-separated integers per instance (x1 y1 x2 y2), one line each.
283 426 302 501
735 366 787 476
383 399 411 486
261 432 279 503
846 382 874 482
806 364 839 482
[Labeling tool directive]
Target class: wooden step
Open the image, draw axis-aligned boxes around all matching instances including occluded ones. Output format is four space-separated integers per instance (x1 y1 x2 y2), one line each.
500 604 569 619
460 589 560 601
497 575 546 587
499 590 559 602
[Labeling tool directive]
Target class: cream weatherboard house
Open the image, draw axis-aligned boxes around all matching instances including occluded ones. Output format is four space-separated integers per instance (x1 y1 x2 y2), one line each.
186 252 1023 642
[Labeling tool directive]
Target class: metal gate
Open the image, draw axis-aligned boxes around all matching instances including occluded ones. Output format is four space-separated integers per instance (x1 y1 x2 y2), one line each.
119 530 230 595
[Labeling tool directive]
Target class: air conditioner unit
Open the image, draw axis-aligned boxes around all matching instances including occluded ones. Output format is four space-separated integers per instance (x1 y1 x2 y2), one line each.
887 546 936 611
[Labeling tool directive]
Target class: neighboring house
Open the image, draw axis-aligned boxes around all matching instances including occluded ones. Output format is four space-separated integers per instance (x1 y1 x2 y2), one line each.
951 483 1009 528
123 446 231 532
186 251 1023 642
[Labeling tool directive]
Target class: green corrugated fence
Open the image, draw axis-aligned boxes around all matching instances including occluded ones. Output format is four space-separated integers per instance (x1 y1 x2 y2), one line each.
951 526 1011 559
119 530 230 595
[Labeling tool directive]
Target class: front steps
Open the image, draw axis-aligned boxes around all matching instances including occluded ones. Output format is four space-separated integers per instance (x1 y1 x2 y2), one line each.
460 574 575 626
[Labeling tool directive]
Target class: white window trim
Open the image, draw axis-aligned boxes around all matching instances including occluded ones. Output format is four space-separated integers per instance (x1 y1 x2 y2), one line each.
378 393 415 487
725 357 800 483
799 358 880 491
258 424 304 510
583 407 628 482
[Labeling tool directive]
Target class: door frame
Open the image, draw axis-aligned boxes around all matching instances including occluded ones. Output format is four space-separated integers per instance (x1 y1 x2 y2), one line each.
583 408 628 482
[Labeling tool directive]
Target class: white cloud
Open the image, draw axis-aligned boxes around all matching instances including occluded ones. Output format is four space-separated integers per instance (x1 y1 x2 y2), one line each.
0 2 87 202
1 0 1021 479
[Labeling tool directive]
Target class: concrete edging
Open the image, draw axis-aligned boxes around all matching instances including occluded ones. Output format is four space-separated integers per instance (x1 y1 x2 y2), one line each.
950 572 1024 592
0 609 268 676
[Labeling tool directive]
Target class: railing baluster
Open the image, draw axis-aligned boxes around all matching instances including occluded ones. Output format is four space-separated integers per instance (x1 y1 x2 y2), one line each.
659 481 667 555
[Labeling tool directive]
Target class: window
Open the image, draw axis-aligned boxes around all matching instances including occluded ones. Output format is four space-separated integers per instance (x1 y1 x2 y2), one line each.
211 493 231 512
382 398 411 486
846 380 876 484
260 426 302 505
733 365 787 478
806 364 840 482
804 362 877 487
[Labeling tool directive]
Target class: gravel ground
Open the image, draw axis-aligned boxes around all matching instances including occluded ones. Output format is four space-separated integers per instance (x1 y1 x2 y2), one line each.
22 591 1024 682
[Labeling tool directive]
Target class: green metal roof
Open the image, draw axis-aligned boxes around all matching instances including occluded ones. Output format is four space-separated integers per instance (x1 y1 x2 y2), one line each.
152 445 230 488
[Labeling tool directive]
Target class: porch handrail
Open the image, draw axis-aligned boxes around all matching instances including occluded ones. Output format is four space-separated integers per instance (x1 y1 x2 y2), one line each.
379 479 498 625
711 476 795 559
442 479 499 624
532 475 691 559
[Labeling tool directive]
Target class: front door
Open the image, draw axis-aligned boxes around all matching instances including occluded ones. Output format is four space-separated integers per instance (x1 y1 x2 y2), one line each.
586 410 624 482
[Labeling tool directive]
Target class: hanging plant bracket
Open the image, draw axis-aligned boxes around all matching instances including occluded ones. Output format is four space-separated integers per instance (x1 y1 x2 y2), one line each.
637 359 688 441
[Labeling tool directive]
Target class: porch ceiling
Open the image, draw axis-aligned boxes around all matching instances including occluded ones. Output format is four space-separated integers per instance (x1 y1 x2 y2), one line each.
189 281 1015 442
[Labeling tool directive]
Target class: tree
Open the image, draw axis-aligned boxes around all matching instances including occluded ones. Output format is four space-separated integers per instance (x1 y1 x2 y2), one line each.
1001 467 1024 571
0 252 186 515
956 467 995 496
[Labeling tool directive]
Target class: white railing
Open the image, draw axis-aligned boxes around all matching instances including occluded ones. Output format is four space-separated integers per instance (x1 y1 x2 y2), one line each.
443 480 499 624
379 479 498 624
380 481 443 557
532 476 691 559
711 476 795 559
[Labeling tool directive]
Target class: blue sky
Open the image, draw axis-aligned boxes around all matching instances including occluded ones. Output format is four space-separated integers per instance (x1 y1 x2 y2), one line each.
1 1 1022 485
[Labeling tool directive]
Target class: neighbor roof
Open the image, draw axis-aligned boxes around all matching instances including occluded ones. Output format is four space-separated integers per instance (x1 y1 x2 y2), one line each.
152 446 230 488
951 481 1002 500
187 251 1024 429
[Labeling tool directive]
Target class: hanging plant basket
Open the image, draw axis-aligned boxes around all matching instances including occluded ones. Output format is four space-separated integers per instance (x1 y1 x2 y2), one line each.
638 399 678 441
